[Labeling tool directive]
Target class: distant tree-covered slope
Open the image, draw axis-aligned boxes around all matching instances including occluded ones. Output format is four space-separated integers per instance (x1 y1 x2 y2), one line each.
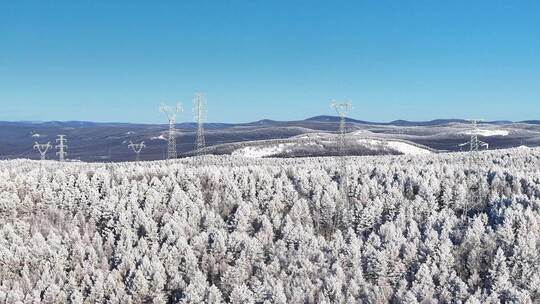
1 148 540 302
1 119 540 162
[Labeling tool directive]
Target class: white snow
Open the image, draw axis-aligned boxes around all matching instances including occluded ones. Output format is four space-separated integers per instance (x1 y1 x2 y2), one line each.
294 133 324 140
234 137 433 158
232 143 293 158
151 135 167 141
387 141 432 155
464 129 509 137
357 139 381 146
357 138 432 155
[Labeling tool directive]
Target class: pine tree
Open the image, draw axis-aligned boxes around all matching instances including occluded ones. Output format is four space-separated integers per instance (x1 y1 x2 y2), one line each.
206 285 224 304
489 248 511 300
230 284 255 304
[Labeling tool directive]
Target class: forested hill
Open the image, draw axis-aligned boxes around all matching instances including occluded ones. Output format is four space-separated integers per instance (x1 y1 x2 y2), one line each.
1 148 540 303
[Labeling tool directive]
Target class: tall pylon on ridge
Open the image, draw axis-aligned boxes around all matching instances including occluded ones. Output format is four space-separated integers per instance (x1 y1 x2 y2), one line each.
34 142 52 160
459 119 489 152
331 100 353 229
458 119 489 215
128 141 146 161
193 93 206 155
160 102 182 159
55 135 68 162
332 100 353 157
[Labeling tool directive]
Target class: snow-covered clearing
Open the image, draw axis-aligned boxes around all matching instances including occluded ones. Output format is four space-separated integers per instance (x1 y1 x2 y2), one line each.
151 134 167 141
464 129 509 136
357 138 432 155
232 143 293 157
387 141 432 155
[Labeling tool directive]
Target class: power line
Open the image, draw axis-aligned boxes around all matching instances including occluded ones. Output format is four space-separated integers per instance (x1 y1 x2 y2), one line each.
160 102 183 160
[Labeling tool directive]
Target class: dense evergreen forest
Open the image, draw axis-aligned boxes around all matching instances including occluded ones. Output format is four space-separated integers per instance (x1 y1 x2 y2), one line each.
1 148 540 303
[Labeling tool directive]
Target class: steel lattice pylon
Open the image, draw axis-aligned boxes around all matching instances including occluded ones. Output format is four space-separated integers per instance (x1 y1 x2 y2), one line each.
459 119 489 152
332 101 352 157
55 135 68 162
160 103 182 160
458 119 489 216
193 93 206 155
128 141 146 161
34 142 52 160
331 100 353 228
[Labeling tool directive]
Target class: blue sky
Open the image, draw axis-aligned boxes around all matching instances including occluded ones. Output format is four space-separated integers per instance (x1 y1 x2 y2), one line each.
1 1 539 123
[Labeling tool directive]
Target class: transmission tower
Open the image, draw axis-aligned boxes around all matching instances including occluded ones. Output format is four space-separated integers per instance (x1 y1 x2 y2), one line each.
193 93 206 155
55 135 68 162
458 119 489 215
332 100 353 157
33 142 52 160
128 141 146 161
160 102 182 159
331 100 353 228
459 119 489 152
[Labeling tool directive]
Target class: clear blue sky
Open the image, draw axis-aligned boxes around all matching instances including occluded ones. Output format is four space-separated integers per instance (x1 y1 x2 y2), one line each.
1 1 539 123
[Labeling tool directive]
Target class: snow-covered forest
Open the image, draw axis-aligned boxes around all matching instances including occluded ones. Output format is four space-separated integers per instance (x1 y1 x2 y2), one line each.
1 148 540 303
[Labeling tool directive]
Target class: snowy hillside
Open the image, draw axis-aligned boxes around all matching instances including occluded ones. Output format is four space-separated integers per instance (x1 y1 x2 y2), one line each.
1 149 540 302
3 119 540 162
463 129 510 137
199 133 434 158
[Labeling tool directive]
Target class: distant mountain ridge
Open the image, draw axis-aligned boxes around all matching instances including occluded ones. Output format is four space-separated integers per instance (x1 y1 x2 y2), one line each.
1 116 540 162
1 117 532 127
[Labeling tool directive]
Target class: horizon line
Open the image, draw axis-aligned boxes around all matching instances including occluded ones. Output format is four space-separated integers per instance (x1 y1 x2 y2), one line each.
0 116 537 126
